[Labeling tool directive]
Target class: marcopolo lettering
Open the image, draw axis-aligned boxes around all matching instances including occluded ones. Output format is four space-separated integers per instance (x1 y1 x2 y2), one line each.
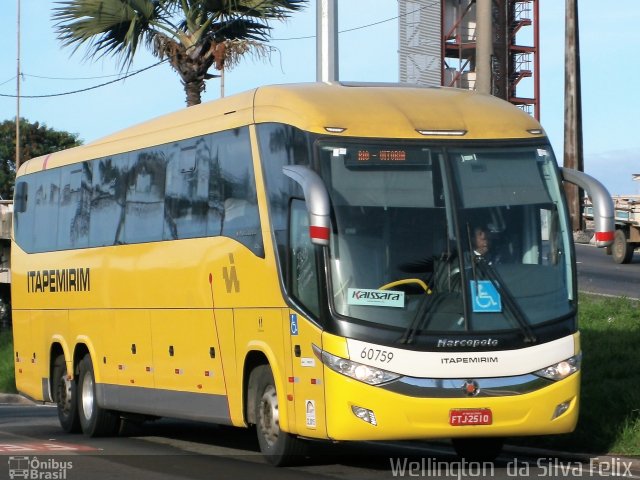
27 268 90 293
436 338 499 348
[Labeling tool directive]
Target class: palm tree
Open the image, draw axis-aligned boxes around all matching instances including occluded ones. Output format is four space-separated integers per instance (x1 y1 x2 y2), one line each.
53 0 307 106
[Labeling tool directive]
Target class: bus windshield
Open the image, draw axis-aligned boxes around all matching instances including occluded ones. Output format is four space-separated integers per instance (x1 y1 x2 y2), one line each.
317 141 574 336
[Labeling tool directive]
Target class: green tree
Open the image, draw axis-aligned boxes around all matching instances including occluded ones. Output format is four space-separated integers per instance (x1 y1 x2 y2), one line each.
0 119 82 199
53 0 307 106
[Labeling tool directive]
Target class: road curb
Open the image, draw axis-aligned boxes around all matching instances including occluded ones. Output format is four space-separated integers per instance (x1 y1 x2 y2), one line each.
0 393 35 405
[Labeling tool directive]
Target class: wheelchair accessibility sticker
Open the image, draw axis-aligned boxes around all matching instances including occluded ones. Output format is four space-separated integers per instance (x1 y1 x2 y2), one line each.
470 280 502 313
290 314 299 336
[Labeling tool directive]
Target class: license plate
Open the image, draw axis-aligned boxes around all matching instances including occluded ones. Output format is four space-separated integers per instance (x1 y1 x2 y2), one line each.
449 408 492 426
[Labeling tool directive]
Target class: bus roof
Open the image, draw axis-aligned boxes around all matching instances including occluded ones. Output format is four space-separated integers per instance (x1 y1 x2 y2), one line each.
18 82 545 175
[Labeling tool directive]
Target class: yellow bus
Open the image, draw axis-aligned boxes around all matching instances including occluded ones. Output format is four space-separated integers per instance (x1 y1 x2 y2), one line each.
11 82 613 465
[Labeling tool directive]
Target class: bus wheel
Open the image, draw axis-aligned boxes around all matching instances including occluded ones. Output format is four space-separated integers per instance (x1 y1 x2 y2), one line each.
452 437 504 462
251 365 307 466
77 355 120 437
52 355 81 433
612 229 634 264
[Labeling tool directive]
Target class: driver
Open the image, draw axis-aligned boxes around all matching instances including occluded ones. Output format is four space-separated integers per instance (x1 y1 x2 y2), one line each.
472 226 501 265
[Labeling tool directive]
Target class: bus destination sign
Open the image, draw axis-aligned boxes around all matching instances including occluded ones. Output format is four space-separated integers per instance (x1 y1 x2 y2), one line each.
339 145 432 169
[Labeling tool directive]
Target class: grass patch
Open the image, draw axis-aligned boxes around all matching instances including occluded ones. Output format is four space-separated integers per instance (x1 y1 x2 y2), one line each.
0 328 16 394
516 294 640 455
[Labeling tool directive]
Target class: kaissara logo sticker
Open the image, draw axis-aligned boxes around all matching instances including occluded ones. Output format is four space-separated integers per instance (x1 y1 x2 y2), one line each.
347 288 405 308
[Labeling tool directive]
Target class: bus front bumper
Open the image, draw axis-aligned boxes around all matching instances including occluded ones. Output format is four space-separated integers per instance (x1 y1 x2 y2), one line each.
323 369 579 441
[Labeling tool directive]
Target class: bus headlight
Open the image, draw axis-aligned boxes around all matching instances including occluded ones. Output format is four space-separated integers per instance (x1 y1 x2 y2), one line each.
534 354 581 381
314 347 400 385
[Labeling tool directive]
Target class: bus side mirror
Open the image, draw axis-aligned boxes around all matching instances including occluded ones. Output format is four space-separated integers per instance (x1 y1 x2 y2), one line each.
14 181 28 213
561 168 614 247
283 166 331 246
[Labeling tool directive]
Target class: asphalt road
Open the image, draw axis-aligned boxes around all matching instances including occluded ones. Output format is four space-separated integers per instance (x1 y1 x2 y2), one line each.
575 243 640 299
0 405 637 480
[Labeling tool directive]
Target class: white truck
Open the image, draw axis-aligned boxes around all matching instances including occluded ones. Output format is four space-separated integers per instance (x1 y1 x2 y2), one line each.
585 195 640 263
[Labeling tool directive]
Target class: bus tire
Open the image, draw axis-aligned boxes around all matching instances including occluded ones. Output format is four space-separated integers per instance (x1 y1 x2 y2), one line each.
452 437 504 462
612 229 634 264
251 365 307 466
52 355 81 433
77 355 120 437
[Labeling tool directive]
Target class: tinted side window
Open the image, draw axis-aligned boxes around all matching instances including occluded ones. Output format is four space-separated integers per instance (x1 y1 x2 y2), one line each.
13 178 35 253
33 169 61 252
164 136 212 240
15 128 265 254
290 199 320 317
257 123 309 260
90 155 129 247
125 146 167 243
214 128 263 257
58 165 90 250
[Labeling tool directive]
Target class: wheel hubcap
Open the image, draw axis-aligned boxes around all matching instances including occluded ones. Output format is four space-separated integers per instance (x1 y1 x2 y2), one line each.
258 385 280 447
81 371 94 420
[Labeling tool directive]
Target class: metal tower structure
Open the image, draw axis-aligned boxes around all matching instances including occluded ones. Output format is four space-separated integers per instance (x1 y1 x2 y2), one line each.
399 0 442 87
399 0 540 119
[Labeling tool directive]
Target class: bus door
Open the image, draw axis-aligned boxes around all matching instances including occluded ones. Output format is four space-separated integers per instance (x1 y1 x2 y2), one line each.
286 199 327 438
285 310 326 438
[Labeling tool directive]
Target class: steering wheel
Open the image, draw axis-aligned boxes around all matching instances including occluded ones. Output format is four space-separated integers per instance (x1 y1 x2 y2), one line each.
379 278 432 295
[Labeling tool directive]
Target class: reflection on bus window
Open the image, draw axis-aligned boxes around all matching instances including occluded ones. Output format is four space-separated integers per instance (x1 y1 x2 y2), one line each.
14 127 264 257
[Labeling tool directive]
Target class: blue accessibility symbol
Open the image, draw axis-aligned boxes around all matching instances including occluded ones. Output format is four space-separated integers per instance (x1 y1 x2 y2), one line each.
470 280 502 313
290 314 299 336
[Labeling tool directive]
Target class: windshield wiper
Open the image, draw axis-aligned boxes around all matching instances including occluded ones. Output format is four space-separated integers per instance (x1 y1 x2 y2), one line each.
472 256 537 344
398 290 434 345
397 251 456 345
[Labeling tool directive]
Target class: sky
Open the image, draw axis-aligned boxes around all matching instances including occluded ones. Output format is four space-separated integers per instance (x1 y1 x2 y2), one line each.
0 0 638 195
